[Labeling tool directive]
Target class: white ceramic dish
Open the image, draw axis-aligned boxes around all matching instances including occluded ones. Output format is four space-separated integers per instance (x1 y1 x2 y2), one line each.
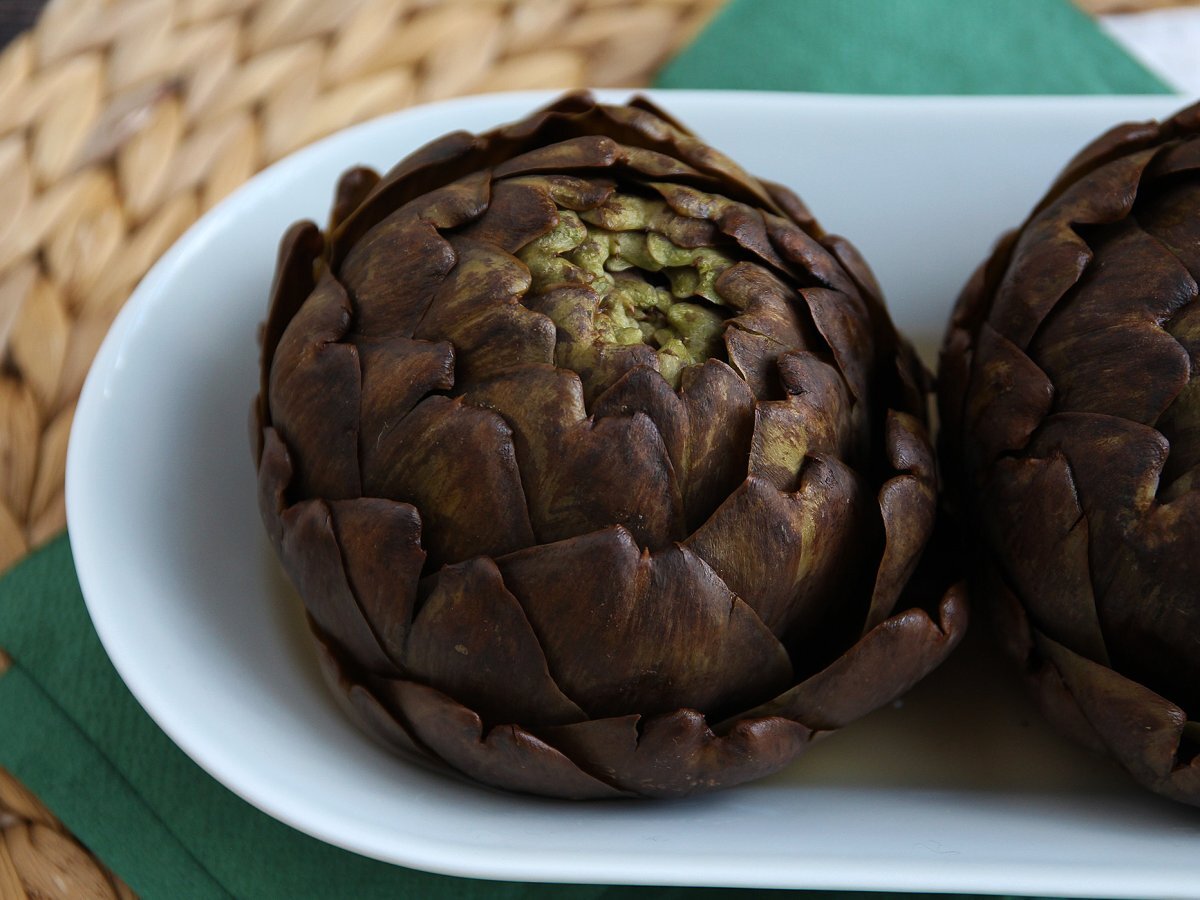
67 90 1200 897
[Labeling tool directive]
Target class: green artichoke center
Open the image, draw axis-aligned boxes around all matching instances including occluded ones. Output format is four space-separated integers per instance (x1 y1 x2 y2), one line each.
518 196 733 387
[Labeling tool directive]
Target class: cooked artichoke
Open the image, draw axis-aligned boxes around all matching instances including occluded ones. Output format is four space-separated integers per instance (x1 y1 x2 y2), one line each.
252 92 965 799
940 100 1200 806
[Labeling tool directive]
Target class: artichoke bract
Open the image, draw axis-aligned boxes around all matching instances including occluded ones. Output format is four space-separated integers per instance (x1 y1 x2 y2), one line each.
252 92 965 799
940 101 1200 806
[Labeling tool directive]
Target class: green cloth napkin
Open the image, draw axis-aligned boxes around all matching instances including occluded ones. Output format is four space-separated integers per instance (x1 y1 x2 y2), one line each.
0 1 1172 897
657 0 1167 93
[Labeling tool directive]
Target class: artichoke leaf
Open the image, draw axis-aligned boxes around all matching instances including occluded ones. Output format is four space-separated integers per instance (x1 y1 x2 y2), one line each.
724 325 791 400
278 498 400 676
776 351 857 460
799 286 873 404
360 394 536 569
384 680 628 800
329 166 380 233
1098 488 1200 716
466 365 685 547
497 527 793 721
456 178 561 253
863 411 937 633
592 364 690 480
268 270 361 500
717 262 813 347
1140 176 1200 277
1028 222 1194 427
678 359 756 530
506 174 616 213
412 237 532 340
984 451 1108 666
339 214 457 339
406 557 586 727
330 130 482 261
357 335 455 465
686 459 873 642
1036 630 1199 803
764 214 863 301
652 183 789 275
990 148 1158 348
257 220 323 445
429 301 557 385
329 497 426 667
536 710 810 799
962 323 1054 470
310 634 424 758
493 134 624 179
1029 412 1168 599
256 427 292 553
730 585 968 732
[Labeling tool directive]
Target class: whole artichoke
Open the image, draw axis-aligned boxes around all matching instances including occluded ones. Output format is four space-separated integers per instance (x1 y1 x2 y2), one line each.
940 100 1200 806
253 92 965 799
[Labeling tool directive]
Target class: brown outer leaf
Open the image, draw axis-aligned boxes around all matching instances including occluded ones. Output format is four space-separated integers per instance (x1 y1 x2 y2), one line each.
311 633 424 759
384 680 628 800
961 322 1055 472
536 710 811 799
465 365 685 548
678 359 755 530
723 326 790 400
591 364 689 481
329 497 426 667
267 271 361 500
339 214 457 339
496 526 793 721
455 178 560 253
357 335 455 468
1099 487 1200 717
257 220 323 448
359 394 536 569
440 302 558 386
798 286 872 404
984 452 1108 666
1028 412 1169 600
985 564 1111 757
731 584 968 732
329 166 381 233
1037 631 1200 806
278 498 397 676
764 214 862 300
256 426 291 553
411 237 532 341
1027 221 1194 427
684 458 873 644
716 262 813 347
776 351 856 459
988 148 1158 349
863 411 937 633
405 557 586 727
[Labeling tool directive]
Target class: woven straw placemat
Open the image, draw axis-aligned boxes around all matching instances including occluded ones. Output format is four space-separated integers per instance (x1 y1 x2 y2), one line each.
0 0 1185 895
